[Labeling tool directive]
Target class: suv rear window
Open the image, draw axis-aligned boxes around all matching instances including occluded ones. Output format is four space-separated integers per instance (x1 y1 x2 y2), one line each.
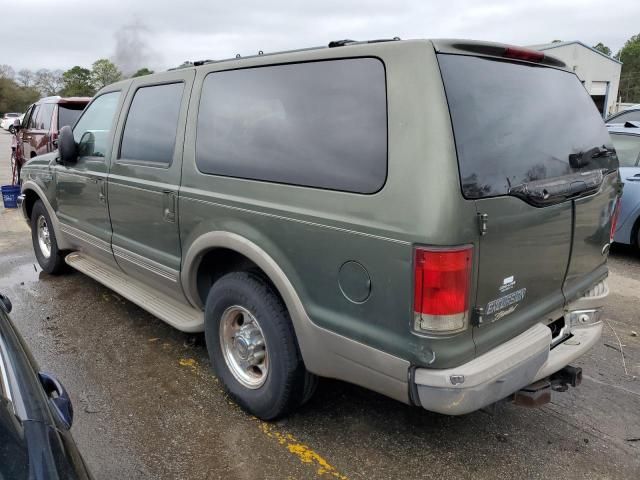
195 58 387 193
438 55 614 199
58 104 85 129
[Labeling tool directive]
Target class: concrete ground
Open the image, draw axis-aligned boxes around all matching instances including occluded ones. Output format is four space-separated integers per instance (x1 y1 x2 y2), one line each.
1 129 639 479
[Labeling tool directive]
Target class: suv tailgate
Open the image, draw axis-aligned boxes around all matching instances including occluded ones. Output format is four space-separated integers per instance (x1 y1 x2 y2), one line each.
438 52 619 354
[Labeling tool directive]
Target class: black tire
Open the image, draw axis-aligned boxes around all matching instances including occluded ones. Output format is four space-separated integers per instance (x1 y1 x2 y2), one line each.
31 200 67 274
204 271 314 420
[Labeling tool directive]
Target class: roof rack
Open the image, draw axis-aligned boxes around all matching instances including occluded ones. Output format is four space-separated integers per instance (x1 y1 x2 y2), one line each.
167 37 402 71
328 37 401 48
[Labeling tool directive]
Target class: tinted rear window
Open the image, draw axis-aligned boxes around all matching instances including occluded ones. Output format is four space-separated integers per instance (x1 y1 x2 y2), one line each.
58 105 85 129
196 58 387 193
438 55 614 199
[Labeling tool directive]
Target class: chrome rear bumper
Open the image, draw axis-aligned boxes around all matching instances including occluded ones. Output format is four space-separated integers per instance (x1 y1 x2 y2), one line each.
414 278 608 415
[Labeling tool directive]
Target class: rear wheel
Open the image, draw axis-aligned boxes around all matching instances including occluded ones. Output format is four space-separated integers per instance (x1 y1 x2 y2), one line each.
31 200 67 274
204 271 315 420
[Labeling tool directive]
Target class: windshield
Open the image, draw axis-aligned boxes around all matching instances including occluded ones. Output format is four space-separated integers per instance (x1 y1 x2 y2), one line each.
610 133 640 167
58 104 85 129
438 54 615 199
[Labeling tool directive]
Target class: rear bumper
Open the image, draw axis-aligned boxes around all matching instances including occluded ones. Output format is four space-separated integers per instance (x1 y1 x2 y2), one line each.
414 281 607 415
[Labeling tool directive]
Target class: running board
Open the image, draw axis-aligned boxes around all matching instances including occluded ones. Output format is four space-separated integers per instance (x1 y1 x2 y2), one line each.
65 252 204 333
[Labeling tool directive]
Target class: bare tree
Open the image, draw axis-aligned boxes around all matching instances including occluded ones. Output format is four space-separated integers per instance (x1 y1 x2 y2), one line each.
16 69 35 87
0 64 15 80
34 69 62 96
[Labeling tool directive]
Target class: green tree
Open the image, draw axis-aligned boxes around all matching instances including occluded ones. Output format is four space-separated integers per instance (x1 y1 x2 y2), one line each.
617 34 640 103
132 67 154 77
592 42 612 56
91 59 122 90
0 77 40 113
61 66 96 97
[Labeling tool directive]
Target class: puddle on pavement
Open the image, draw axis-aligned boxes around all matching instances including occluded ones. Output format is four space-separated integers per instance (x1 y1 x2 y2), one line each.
0 261 46 289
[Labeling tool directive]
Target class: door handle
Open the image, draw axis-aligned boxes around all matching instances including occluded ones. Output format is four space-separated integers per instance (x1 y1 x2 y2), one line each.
98 179 106 203
626 176 640 182
162 191 176 223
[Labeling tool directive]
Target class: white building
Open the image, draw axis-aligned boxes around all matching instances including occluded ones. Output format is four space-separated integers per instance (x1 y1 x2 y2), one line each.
528 41 622 118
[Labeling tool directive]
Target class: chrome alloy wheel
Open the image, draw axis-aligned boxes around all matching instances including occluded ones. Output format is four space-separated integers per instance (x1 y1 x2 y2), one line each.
36 215 52 259
219 305 269 389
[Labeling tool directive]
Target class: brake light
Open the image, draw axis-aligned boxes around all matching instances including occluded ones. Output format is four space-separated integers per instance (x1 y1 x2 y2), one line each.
413 246 473 334
610 197 621 243
503 46 545 63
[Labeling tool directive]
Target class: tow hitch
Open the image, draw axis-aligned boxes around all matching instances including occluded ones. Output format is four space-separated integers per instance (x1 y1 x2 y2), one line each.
512 365 583 408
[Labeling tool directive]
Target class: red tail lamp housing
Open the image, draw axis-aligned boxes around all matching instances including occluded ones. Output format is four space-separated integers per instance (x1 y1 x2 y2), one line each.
503 47 545 63
413 246 473 334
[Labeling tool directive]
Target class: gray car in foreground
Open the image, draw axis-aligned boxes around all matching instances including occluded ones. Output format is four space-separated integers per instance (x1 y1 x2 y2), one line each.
19 38 620 419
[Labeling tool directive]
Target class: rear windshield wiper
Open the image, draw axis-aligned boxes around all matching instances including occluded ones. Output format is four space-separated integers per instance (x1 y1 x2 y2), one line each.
569 145 614 169
508 169 605 206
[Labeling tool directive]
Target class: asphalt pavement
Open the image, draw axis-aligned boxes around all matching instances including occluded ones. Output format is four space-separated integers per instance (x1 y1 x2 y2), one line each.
1 129 639 479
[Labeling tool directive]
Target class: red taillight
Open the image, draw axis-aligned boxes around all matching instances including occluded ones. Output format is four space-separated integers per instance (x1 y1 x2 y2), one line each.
503 46 544 63
414 246 473 318
610 197 621 242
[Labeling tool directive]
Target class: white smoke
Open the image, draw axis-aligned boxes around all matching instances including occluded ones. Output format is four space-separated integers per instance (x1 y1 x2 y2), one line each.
112 20 161 76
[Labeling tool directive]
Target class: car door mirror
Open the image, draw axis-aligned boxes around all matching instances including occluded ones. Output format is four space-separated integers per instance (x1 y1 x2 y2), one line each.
58 125 78 165
77 131 96 158
38 372 74 429
12 118 21 131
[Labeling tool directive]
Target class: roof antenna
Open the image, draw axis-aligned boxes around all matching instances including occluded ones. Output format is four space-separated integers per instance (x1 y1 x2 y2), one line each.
258 50 264 55
236 54 241 58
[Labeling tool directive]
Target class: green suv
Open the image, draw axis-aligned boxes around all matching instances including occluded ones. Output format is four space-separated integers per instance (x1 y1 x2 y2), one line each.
19 39 620 420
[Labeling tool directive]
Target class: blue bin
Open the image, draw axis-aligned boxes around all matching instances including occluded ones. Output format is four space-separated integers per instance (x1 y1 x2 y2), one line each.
1 185 21 209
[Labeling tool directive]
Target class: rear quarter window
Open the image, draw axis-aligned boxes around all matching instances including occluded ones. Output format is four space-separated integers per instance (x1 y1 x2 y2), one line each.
195 58 387 193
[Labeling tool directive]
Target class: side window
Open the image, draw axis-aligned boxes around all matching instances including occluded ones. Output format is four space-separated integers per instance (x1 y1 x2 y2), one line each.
73 92 121 159
21 106 34 129
195 58 388 193
611 134 640 167
613 110 640 124
27 105 40 129
119 82 184 166
37 103 55 131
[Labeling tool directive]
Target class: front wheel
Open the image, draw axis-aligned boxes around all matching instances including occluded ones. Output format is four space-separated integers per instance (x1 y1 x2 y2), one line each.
204 271 315 420
31 200 67 274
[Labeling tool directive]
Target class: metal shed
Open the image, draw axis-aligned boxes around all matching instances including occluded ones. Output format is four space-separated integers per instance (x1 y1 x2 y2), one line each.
528 41 622 118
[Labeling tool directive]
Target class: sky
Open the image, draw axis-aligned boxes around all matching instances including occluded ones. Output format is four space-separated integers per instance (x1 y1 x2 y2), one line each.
1 0 639 74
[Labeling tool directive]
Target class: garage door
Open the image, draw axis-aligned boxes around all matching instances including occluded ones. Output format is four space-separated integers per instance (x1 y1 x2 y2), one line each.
591 81 609 96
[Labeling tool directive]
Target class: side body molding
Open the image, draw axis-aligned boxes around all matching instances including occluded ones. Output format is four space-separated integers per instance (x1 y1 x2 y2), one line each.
182 231 411 404
21 181 73 250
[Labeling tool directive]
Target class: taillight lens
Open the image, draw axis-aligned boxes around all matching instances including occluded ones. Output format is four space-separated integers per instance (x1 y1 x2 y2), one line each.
610 197 621 243
413 246 473 334
503 46 545 63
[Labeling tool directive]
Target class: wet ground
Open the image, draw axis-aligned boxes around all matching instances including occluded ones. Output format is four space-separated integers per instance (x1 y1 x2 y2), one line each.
1 129 639 479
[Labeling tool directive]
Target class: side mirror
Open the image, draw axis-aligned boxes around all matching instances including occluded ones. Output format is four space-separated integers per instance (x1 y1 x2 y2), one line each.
58 125 77 165
12 118 21 130
38 372 74 429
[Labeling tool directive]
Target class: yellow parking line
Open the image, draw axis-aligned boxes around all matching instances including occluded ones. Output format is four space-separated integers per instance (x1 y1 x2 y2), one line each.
177 357 348 479
259 422 349 480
